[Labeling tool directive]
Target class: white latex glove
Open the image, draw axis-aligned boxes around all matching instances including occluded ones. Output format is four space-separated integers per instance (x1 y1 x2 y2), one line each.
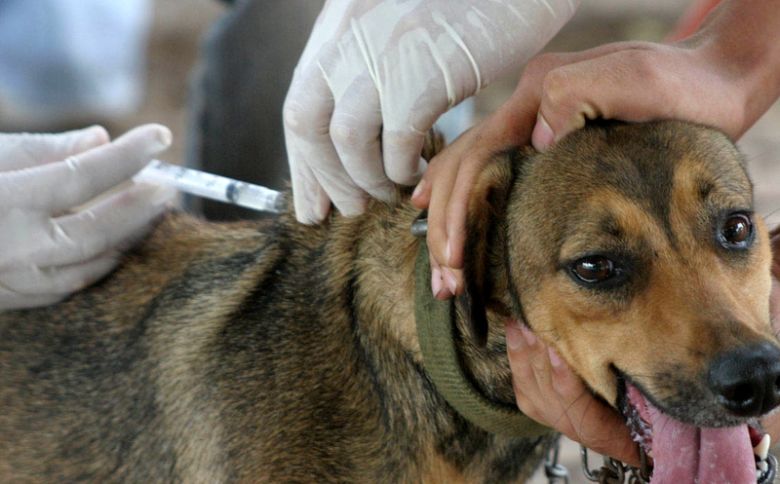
0 124 177 311
284 0 579 223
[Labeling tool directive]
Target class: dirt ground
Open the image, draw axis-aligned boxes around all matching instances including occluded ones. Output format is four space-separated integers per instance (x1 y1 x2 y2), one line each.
4 1 780 482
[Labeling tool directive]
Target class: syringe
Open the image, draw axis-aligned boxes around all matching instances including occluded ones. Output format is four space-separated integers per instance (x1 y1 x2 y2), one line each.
134 160 285 214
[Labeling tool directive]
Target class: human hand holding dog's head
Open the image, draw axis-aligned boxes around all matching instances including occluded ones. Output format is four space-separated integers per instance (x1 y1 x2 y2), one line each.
413 0 780 298
411 43 655 298
0 124 176 311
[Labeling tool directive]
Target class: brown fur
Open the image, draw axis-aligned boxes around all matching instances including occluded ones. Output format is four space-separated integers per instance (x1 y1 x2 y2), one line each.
0 121 776 482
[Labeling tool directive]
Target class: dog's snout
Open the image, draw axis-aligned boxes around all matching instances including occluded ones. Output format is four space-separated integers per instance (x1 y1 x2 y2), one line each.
707 342 780 417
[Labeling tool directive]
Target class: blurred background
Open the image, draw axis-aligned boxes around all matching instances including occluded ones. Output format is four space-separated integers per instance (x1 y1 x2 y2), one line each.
1 1 778 481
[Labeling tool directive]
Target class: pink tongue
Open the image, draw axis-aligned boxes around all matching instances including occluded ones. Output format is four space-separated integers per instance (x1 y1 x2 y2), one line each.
628 386 755 484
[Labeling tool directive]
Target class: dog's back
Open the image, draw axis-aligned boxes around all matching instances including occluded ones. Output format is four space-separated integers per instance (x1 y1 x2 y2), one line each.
0 216 271 480
1 207 546 482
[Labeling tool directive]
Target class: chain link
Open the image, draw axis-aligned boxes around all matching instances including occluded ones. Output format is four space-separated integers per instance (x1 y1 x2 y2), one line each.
544 441 570 484
580 446 651 484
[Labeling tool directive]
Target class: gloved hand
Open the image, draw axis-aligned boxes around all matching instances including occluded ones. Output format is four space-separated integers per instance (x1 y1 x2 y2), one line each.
0 124 176 311
284 0 579 223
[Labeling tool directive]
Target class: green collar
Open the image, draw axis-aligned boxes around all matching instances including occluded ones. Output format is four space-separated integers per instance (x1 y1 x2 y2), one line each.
414 242 551 438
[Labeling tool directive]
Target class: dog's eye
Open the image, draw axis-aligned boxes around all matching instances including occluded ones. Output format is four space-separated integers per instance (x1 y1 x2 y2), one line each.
570 256 616 284
719 213 753 249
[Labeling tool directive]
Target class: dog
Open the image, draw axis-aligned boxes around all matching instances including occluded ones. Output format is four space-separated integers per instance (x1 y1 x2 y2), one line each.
2 121 780 483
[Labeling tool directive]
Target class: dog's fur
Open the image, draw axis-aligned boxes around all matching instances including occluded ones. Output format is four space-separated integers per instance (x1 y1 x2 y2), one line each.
1 121 777 482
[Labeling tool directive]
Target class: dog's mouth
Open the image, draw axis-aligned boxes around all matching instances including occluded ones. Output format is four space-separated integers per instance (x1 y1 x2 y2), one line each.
617 376 776 483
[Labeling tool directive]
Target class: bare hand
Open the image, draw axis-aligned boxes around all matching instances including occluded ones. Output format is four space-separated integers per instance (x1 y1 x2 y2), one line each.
413 20 780 298
505 320 640 466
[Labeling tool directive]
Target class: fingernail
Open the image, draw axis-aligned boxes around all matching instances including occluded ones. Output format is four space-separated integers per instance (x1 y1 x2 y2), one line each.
531 114 554 152
432 267 442 296
518 324 537 346
412 179 426 200
443 268 458 294
445 241 452 265
548 347 563 369
505 323 525 350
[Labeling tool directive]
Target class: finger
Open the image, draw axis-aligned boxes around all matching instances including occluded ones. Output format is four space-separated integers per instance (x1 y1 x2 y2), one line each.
441 266 464 297
284 74 335 223
5 124 172 212
289 152 331 224
442 152 489 270
381 86 445 185
0 292 64 311
424 153 460 291
532 47 678 151
284 75 367 220
546 349 640 466
429 252 452 300
8 183 175 271
411 178 431 209
517 324 557 398
382 129 428 186
311 148 369 217
331 78 395 202
0 252 118 297
0 125 110 171
505 321 546 420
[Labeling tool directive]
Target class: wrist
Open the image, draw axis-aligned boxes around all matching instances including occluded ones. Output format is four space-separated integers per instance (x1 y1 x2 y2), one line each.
682 5 780 138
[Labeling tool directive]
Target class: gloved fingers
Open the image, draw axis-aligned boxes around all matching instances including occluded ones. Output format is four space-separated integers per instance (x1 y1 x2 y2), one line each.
289 155 331 224
284 74 336 224
310 155 369 218
0 292 64 312
7 183 176 271
0 125 110 171
285 75 367 221
330 78 395 202
380 73 451 186
5 124 171 213
381 125 429 187
0 252 118 298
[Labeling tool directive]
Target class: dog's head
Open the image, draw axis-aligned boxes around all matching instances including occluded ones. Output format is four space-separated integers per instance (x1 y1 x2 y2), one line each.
464 121 779 482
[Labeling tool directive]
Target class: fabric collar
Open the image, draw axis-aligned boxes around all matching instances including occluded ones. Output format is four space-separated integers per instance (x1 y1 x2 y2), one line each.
414 242 551 438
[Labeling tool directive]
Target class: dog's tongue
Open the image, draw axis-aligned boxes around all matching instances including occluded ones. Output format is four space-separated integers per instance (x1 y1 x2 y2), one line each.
627 385 755 483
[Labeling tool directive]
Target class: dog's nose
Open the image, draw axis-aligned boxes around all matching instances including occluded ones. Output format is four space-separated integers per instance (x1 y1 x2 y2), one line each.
708 342 780 417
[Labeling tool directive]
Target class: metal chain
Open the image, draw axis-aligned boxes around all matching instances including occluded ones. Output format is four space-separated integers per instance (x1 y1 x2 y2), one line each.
580 446 651 484
544 440 570 484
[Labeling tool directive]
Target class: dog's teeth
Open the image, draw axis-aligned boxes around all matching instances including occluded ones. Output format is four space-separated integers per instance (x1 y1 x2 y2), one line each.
759 460 769 473
755 434 771 462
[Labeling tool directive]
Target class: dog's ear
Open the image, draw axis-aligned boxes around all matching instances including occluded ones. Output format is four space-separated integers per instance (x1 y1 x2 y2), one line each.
458 155 516 346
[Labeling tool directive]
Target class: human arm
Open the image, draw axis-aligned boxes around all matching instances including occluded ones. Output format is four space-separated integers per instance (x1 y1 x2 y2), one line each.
0 124 176 311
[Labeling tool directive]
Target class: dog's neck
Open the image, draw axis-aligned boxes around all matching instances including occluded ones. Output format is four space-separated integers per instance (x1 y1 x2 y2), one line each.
345 199 520 411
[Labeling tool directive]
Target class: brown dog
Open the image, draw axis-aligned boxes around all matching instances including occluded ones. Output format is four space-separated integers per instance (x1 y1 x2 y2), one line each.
1 121 779 483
